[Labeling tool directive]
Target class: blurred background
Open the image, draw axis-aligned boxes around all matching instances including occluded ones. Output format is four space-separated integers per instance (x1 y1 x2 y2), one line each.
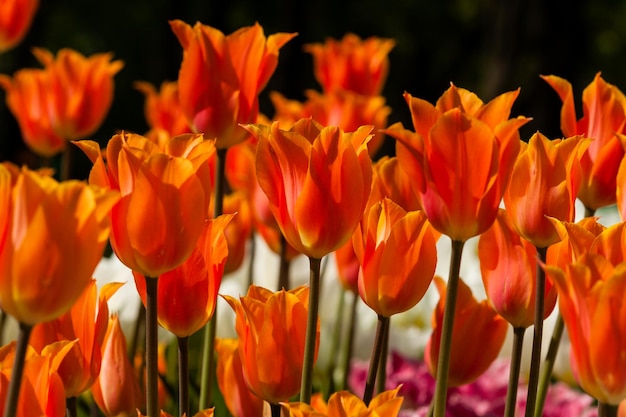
1 0 625 177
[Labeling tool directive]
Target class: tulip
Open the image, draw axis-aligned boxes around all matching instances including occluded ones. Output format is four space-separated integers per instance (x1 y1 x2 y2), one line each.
542 73 626 211
90 315 143 417
223 285 317 404
220 192 252 275
135 80 191 138
0 0 39 53
170 19 296 148
215 338 264 417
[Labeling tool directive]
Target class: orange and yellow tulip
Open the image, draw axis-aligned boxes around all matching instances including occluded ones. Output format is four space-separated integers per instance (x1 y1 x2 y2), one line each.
91 315 143 417
0 164 117 325
479 209 558 328
170 19 296 148
545 253 626 405
75 132 214 278
503 132 586 249
387 85 529 242
223 285 318 404
542 73 626 211
368 156 421 212
425 276 508 387
215 338 264 417
0 0 38 53
244 118 373 259
353 198 438 317
135 80 192 139
133 214 232 338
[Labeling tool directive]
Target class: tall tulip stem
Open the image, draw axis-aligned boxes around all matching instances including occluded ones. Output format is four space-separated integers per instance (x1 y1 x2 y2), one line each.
323 286 346 398
341 291 359 391
66 397 77 417
145 276 159 417
178 336 189 417
598 402 618 417
504 327 526 417
524 246 548 417
363 314 390 405
300 256 321 403
534 313 564 417
432 238 466 417
3 323 32 417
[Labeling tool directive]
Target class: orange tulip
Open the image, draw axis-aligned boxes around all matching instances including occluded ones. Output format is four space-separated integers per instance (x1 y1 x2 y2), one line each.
170 19 296 148
547 216 604 270
545 253 626 405
135 80 192 138
223 285 318 404
334 239 360 294
215 338 264 417
425 276 508 387
542 73 626 211
75 132 214 278
479 209 557 328
133 214 233 338
353 198 438 317
244 118 373 259
0 0 38 53
91 315 143 417
0 48 123 157
503 132 586 248
217 192 252 275
28 279 122 398
304 33 395 96
0 164 117 325
368 156 421 211
387 85 529 242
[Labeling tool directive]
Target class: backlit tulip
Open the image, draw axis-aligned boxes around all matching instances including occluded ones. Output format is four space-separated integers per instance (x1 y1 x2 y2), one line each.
425 276 508 387
170 19 296 148
353 198 438 317
503 132 586 248
133 214 233 337
479 209 557 328
75 132 214 278
244 118 373 259
215 338 264 417
545 254 626 405
0 0 38 53
91 315 143 417
368 156 421 211
334 239 360 294
542 73 626 211
135 80 191 138
223 285 318 404
0 164 118 325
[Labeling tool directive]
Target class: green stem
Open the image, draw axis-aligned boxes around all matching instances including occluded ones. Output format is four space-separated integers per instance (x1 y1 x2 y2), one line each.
270 403 281 417
362 315 390 405
341 291 359 391
247 234 256 288
145 276 159 417
598 402 618 417
60 143 73 181
299 256 322 404
199 147 227 409
432 238 466 417
66 397 78 417
178 337 189 417
3 323 32 417
504 327 526 417
278 234 290 291
534 313 564 417
323 286 346 399
0 309 6 346
376 315 390 395
524 246 548 417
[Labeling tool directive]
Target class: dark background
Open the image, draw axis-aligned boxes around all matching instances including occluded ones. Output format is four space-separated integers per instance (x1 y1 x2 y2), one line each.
1 0 624 178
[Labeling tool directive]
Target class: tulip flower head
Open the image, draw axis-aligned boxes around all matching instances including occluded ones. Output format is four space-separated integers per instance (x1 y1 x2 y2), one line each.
0 0 39 53
135 80 192 138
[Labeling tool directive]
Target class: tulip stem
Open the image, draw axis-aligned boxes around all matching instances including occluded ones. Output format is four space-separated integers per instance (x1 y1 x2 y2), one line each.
504 326 526 417
323 286 346 399
534 313 564 417
199 147 227 409
376 316 390 395
341 291 359 391
278 234 290 290
60 143 74 181
145 276 159 417
300 256 322 404
178 336 189 417
66 397 77 417
363 315 390 405
247 234 256 287
270 403 281 417
598 402 618 417
432 238 466 417
3 323 32 417
524 246 548 417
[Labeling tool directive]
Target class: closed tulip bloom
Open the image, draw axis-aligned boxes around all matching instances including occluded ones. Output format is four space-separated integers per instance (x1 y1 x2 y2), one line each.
170 19 295 148
0 0 38 53
545 253 626 405
135 80 191 138
133 214 233 337
368 156 421 211
542 73 626 211
0 164 117 325
75 132 214 278
223 285 317 404
245 118 373 259
479 209 557 328
504 132 586 248
90 315 143 417
425 276 508 387
353 198 438 317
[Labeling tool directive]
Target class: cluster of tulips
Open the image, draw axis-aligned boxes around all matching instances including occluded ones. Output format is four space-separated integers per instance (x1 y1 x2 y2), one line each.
1 1 626 417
